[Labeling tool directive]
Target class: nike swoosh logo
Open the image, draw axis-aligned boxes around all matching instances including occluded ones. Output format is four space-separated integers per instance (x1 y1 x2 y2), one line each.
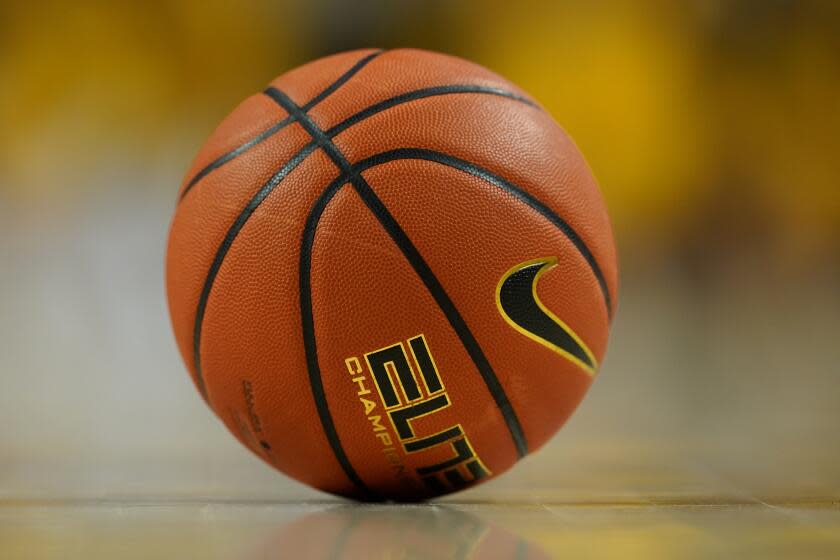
496 257 597 375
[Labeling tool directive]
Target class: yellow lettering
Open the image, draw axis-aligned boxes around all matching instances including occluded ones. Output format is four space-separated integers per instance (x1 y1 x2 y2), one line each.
360 397 377 415
345 357 362 375
369 415 386 432
352 376 372 396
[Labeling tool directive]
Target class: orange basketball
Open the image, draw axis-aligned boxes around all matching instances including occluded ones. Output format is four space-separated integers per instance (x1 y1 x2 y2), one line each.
166 48 618 501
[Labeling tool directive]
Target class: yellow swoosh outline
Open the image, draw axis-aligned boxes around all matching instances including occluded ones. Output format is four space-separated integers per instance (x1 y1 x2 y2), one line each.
495 256 598 376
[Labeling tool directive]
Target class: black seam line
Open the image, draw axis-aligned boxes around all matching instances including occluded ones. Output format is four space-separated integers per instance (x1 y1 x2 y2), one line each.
191 141 318 401
352 149 614 319
324 84 537 137
350 177 528 458
269 87 530 459
264 89 350 169
179 115 294 201
302 49 384 111
179 49 383 201
300 173 377 500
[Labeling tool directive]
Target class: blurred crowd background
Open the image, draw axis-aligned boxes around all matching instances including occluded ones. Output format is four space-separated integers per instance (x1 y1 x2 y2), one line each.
1 0 838 507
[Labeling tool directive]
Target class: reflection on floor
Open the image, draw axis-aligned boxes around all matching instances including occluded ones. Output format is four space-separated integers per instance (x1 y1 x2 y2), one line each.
2 500 839 559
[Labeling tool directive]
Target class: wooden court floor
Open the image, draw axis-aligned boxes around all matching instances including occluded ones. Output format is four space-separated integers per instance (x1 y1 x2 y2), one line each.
2 499 839 559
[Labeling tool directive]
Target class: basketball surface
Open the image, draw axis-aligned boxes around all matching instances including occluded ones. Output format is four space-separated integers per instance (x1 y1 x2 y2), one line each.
165 48 618 501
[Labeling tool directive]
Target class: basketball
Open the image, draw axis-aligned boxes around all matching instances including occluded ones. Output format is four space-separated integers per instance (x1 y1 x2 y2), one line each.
165 48 618 501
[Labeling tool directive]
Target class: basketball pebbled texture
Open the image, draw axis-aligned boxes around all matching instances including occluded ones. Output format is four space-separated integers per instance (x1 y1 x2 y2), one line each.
166 48 618 501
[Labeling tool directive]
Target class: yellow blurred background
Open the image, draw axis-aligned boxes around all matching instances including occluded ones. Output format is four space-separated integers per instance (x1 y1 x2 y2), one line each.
1 0 838 512
3 0 839 254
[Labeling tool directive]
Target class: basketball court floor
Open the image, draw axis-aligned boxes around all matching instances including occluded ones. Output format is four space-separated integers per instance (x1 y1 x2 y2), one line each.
0 500 837 559
3 433 839 559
